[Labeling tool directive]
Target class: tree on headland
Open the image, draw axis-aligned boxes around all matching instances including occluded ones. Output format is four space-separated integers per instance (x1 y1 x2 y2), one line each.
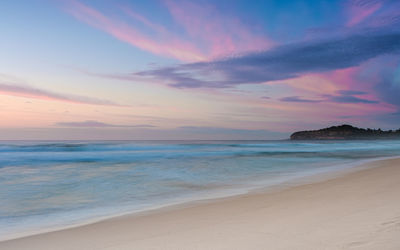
290 124 400 140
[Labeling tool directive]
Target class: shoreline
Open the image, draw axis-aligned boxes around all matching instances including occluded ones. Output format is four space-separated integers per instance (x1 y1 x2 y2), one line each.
2 156 400 249
1 156 397 242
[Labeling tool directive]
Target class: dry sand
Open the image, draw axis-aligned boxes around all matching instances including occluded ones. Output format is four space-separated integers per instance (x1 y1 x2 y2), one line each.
1 158 400 250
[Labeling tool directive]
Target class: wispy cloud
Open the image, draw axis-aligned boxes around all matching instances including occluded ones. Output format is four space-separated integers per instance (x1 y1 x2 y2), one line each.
135 30 400 88
346 0 382 27
65 0 205 62
0 81 125 107
324 90 379 104
122 6 168 35
56 120 155 128
279 96 321 103
280 90 379 104
163 0 273 58
343 0 400 28
329 95 378 104
64 0 272 62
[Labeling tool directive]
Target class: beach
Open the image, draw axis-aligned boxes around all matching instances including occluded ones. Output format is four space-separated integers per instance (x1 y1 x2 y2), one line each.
3 0 400 248
1 157 400 249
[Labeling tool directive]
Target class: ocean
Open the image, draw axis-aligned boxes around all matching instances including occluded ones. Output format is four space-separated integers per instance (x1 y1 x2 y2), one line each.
1 140 400 240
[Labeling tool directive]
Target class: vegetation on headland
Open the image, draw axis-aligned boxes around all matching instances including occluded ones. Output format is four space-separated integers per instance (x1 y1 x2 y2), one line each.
290 124 400 140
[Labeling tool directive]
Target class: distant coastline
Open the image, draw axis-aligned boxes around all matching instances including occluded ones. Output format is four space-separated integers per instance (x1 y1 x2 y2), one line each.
290 124 400 140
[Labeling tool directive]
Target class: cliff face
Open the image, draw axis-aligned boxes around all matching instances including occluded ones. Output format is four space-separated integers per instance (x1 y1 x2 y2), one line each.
290 125 400 140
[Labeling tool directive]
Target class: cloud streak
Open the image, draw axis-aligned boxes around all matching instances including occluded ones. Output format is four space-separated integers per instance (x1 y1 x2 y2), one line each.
64 0 272 62
163 0 273 58
344 0 400 28
279 96 321 103
346 0 382 26
0 82 125 107
56 120 155 128
280 90 379 104
135 30 400 88
65 0 205 61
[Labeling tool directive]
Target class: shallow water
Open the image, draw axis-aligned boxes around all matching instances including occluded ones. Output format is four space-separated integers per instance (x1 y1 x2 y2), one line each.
1 140 400 240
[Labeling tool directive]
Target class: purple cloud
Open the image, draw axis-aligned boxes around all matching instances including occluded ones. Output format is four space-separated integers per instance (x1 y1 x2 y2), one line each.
336 90 368 95
134 29 400 88
374 76 400 107
351 0 400 28
280 90 379 104
328 94 379 104
279 96 321 103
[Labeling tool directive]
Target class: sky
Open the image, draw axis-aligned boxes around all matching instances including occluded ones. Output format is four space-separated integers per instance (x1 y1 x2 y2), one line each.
0 0 400 140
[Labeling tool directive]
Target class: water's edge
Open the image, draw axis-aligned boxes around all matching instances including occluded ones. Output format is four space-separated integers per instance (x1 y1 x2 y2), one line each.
2 155 398 242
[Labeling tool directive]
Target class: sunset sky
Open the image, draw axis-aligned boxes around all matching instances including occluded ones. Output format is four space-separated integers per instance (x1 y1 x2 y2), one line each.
1 0 400 140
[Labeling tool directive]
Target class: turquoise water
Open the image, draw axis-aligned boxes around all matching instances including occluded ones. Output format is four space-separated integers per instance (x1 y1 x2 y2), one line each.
1 140 400 240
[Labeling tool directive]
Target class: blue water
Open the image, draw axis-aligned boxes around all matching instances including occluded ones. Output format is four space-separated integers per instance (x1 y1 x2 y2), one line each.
1 140 400 240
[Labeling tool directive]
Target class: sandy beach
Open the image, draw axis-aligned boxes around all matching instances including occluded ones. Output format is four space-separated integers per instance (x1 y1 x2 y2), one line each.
1 157 400 250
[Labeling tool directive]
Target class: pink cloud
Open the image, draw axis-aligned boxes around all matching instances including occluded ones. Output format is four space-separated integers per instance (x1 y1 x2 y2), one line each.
316 67 396 114
64 0 273 62
164 0 273 58
275 65 394 120
346 1 382 27
121 7 168 35
367 6 400 28
65 0 205 62
322 67 360 89
321 67 377 100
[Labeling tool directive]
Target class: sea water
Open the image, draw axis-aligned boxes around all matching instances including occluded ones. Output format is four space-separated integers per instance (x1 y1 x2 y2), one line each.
1 140 400 240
